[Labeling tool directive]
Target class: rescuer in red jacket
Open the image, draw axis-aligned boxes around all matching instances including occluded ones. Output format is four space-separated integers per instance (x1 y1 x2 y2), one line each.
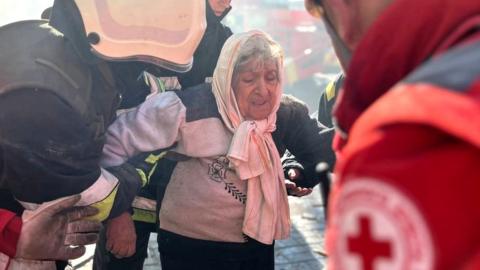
304 0 480 269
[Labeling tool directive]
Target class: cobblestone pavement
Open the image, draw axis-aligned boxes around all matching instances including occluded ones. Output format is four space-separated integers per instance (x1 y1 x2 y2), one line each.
275 185 327 270
72 186 327 270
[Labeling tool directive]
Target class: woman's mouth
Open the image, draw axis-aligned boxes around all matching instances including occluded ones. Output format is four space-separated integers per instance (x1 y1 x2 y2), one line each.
252 100 267 106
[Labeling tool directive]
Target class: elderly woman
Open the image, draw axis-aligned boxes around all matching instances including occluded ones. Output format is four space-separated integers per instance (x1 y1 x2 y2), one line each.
101 30 321 269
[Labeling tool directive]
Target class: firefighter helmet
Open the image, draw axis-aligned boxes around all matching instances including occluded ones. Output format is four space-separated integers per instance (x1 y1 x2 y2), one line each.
75 0 206 72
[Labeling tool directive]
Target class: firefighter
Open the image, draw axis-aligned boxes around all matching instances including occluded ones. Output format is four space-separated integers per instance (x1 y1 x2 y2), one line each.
0 0 205 269
305 0 480 269
93 1 233 269
317 73 344 129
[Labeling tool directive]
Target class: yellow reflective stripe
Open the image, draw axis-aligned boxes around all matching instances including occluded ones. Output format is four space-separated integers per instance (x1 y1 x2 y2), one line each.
142 71 150 86
78 169 119 205
87 184 118 222
148 162 158 180
78 169 119 221
145 151 166 182
18 168 119 222
144 72 162 93
145 151 167 164
136 168 148 187
136 152 167 187
132 208 156 223
326 80 336 101
132 196 157 223
157 78 166 93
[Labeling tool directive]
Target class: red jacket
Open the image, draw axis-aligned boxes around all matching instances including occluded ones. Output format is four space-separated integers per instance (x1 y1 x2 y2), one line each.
327 1 480 269
0 210 21 258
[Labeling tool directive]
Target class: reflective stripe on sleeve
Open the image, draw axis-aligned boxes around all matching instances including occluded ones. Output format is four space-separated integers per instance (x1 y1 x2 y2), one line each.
132 196 156 212
132 208 156 224
325 81 336 101
18 168 119 222
131 196 157 224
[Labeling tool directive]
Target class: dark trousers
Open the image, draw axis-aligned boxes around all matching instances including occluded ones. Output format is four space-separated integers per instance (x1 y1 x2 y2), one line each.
93 221 156 270
160 252 274 270
158 229 274 270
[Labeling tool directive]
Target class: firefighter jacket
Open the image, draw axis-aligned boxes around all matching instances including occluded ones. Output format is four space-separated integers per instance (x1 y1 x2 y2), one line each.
0 18 141 249
317 73 344 129
176 0 233 89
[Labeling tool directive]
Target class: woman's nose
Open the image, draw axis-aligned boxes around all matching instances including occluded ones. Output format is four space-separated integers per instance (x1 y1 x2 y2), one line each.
254 79 269 96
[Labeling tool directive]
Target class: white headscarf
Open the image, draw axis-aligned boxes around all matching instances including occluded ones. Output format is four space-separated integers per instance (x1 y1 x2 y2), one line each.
212 30 290 244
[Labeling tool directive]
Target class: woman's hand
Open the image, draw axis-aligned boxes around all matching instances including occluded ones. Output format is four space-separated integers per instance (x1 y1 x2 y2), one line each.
285 168 313 197
106 211 137 258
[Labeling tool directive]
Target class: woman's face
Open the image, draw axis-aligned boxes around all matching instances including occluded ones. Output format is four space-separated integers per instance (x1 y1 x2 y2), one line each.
233 58 280 120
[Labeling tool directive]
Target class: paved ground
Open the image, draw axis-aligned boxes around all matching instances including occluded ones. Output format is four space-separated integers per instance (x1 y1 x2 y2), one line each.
71 186 327 270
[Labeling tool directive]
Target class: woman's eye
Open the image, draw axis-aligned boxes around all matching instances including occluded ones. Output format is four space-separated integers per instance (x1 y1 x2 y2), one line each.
242 78 254 83
266 74 277 82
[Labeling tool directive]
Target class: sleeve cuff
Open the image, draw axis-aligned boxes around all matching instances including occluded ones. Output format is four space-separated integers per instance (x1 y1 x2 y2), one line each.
0 212 22 257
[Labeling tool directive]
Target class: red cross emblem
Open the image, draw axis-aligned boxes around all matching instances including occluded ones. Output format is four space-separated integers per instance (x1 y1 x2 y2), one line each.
330 179 434 270
347 216 392 270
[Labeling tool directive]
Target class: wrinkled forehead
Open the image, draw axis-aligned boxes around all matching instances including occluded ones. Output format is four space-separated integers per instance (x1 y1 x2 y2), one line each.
235 57 279 73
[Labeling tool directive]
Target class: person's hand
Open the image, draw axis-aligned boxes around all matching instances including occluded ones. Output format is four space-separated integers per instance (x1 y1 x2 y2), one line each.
286 168 313 197
286 179 313 197
287 168 303 182
105 211 136 258
15 194 101 261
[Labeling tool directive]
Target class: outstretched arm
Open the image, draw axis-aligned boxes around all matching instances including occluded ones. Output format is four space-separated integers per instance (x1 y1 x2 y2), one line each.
102 91 186 167
274 95 335 188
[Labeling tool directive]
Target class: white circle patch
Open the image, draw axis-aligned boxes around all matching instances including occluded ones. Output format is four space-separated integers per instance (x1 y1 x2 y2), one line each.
331 178 434 270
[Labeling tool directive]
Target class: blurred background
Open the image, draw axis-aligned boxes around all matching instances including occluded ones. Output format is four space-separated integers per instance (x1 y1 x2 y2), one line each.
0 0 341 112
